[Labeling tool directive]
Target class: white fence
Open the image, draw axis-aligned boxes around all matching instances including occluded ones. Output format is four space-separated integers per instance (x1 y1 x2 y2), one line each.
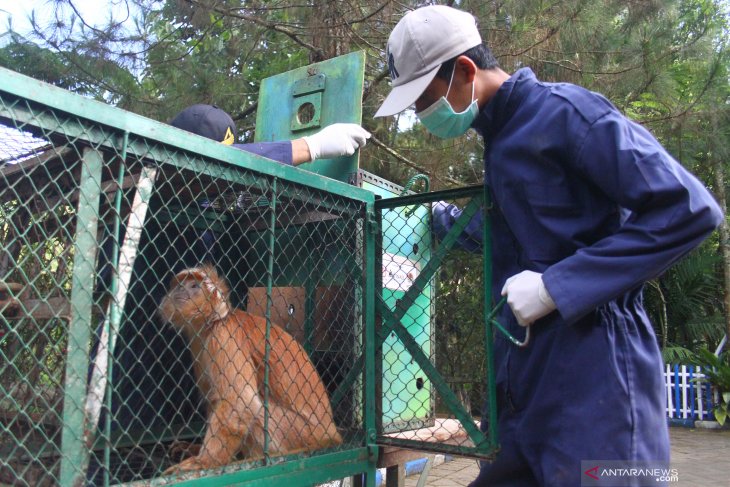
664 364 719 422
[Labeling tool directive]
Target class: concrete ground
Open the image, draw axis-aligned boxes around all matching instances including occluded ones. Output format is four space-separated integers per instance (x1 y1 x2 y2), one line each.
404 427 730 487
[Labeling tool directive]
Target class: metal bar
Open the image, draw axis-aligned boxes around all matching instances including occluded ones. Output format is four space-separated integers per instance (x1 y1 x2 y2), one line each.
482 185 498 448
374 185 484 210
331 197 483 408
489 298 530 348
374 211 384 441
364 203 378 487
105 131 129 487
415 456 434 487
263 177 278 464
164 448 372 487
375 437 497 461
59 147 103 487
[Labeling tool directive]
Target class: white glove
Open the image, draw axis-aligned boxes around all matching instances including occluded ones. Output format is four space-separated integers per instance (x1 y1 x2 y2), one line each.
501 270 556 326
303 123 371 161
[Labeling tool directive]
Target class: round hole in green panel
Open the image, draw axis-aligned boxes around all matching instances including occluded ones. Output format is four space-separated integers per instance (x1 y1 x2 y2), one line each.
297 102 316 124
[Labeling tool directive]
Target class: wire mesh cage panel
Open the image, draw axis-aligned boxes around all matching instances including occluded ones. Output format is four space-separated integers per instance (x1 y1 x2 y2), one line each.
359 172 435 435
373 186 500 460
0 69 372 486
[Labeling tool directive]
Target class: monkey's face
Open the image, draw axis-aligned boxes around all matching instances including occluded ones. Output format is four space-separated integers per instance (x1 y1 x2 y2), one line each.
157 268 230 333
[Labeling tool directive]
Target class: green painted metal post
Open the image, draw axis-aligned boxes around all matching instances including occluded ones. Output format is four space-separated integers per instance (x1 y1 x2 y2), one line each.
59 147 103 487
482 185 498 448
264 177 279 464
104 132 129 487
364 204 378 487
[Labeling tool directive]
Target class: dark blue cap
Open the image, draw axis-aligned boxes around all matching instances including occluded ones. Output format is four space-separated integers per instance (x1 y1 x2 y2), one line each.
170 104 237 145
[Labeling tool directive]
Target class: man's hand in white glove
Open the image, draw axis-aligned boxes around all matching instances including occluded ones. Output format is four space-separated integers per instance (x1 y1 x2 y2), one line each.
501 270 556 326
303 123 371 161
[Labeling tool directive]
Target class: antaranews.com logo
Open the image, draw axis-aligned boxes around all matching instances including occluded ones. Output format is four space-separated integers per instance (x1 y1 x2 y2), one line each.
581 461 679 486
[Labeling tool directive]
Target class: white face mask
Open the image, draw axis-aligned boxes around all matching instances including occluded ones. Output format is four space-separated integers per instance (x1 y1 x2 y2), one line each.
417 64 479 138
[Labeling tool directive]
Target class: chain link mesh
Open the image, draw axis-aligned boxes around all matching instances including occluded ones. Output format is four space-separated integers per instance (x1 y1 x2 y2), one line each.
0 95 366 484
376 192 497 459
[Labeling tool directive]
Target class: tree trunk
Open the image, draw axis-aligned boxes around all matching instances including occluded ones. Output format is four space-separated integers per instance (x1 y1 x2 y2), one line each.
308 0 349 63
711 114 730 343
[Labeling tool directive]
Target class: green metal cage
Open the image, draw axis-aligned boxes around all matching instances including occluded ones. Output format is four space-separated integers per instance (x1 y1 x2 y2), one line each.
0 53 500 487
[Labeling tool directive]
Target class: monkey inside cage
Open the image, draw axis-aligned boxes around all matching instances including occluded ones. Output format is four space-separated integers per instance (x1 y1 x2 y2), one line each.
0 75 370 485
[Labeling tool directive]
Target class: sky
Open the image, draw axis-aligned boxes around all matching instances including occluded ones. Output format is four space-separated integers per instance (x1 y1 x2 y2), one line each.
0 1 140 160
0 1 135 41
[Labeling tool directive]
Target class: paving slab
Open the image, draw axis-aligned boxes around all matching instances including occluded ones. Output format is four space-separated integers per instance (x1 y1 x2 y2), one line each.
404 426 730 486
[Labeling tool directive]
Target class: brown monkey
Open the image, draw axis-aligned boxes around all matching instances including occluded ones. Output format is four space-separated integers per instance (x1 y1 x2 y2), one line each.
157 265 341 474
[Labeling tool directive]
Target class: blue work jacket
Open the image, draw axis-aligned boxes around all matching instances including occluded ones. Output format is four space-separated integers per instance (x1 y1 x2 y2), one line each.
434 67 722 325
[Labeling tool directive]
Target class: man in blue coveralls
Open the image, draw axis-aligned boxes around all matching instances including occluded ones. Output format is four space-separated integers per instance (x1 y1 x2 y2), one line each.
375 5 723 486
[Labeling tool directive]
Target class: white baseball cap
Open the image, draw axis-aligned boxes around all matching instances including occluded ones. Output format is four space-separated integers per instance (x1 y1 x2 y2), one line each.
374 6 482 118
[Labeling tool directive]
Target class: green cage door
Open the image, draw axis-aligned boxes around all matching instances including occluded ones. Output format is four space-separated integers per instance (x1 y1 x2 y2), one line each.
373 186 500 460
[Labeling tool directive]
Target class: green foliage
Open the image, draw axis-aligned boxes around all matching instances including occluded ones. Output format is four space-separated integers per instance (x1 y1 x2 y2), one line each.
662 345 698 363
693 349 730 424
0 200 73 415
0 36 76 89
644 246 725 353
0 31 144 108
695 348 730 393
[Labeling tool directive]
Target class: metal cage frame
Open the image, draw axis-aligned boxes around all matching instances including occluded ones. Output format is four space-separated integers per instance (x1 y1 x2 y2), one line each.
0 66 379 487
0 62 502 487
